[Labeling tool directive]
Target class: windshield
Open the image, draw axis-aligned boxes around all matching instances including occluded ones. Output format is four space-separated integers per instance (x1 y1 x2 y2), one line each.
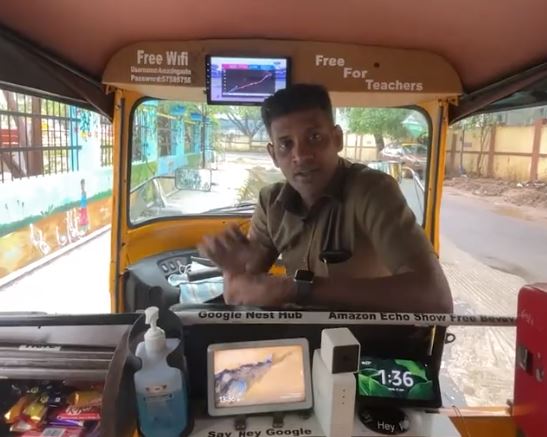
404 144 428 155
128 101 430 225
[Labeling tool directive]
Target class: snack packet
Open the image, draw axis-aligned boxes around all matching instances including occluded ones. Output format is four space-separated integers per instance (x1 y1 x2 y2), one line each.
54 405 101 422
22 397 48 424
3 394 34 424
66 390 102 408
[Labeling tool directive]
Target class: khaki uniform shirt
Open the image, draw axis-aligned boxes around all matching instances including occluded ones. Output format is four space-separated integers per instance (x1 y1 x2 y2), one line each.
250 159 434 278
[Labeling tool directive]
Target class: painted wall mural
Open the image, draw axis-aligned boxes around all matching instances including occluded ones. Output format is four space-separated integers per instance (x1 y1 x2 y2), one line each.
0 90 114 280
0 92 213 281
0 196 112 279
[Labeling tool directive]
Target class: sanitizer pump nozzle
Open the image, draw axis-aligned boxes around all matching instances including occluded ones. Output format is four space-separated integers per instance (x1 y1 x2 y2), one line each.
144 306 166 353
135 306 189 437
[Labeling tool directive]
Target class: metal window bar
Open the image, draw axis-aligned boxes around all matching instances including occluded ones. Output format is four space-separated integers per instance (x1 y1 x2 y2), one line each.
100 117 113 167
132 110 142 161
132 108 152 162
22 94 30 177
157 112 173 157
0 89 81 182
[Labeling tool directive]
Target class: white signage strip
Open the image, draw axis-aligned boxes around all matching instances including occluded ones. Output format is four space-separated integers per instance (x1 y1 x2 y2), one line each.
175 310 516 327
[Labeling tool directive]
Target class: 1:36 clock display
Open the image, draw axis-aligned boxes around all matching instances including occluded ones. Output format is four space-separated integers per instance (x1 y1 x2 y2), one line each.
357 356 434 400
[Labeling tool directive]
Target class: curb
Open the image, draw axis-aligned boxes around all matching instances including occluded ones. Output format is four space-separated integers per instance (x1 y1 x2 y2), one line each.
0 226 111 290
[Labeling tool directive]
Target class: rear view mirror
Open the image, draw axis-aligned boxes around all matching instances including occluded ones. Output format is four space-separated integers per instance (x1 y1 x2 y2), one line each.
175 168 212 192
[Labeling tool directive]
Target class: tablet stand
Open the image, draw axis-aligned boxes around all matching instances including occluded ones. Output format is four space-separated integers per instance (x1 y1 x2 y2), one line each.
272 412 285 428
298 409 313 420
234 415 247 431
234 412 287 431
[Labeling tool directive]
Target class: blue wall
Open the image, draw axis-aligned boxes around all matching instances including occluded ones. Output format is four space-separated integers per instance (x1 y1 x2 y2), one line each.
133 102 214 181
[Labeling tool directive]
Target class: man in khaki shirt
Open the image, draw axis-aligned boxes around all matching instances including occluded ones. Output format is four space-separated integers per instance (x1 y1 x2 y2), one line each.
199 84 452 313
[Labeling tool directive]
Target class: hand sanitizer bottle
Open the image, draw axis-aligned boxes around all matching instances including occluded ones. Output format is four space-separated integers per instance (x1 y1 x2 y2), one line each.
134 306 188 437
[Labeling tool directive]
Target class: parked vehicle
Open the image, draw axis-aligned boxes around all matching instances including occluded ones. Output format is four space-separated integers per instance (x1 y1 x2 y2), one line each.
380 143 428 178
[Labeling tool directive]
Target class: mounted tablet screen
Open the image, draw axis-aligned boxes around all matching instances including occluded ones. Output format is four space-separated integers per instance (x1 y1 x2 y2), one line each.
207 338 312 416
357 356 442 408
206 56 290 105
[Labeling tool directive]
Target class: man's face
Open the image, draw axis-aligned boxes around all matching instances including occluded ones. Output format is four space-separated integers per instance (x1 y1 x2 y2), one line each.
266 108 343 204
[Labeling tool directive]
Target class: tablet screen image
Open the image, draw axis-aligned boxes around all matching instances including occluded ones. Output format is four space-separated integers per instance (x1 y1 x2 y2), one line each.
214 344 305 407
207 338 312 416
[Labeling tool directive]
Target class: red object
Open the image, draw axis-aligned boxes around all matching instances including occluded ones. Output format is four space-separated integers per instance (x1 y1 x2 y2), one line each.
78 208 89 227
54 405 100 421
0 128 19 146
514 284 547 437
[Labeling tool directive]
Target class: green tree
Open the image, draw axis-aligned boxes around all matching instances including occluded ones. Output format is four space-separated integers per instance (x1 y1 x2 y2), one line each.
345 108 411 153
182 103 220 168
219 106 264 147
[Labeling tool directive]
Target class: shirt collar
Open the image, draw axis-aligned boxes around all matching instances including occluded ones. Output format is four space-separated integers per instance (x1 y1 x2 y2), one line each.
274 158 352 215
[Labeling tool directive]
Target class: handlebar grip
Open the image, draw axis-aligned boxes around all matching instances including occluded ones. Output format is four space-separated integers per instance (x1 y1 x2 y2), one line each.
190 256 216 267
186 267 223 282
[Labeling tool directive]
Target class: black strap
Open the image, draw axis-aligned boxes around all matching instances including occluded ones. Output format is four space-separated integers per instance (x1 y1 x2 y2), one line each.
319 203 352 264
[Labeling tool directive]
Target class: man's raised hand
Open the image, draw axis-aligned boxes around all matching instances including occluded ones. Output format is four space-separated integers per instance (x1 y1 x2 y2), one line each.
197 223 254 273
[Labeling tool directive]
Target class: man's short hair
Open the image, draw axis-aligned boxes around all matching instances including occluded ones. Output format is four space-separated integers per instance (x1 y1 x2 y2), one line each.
261 84 334 132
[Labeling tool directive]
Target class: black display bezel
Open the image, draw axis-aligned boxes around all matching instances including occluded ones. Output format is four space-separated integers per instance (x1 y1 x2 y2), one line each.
205 55 291 106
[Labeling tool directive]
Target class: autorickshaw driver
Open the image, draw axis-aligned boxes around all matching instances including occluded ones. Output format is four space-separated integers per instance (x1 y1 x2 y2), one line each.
198 84 453 313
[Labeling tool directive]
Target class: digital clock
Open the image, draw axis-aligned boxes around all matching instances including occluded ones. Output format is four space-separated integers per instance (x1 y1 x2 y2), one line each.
357 356 441 408
376 369 415 388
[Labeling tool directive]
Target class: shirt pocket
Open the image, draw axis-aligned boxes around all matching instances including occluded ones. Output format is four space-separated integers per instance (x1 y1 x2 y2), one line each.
325 240 391 279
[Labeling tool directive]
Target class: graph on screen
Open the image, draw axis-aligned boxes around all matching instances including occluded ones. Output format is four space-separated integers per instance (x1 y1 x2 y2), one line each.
207 56 289 104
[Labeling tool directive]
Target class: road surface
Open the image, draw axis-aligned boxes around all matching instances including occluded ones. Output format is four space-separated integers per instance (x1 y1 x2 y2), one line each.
0 231 111 314
436 187 547 406
441 188 547 283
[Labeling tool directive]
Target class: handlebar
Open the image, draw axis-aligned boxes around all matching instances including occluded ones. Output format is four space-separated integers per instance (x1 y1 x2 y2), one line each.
186 267 223 282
